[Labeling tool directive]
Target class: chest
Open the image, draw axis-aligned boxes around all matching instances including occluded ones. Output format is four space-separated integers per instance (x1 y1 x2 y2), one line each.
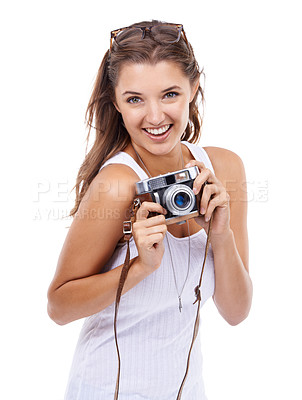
167 217 203 238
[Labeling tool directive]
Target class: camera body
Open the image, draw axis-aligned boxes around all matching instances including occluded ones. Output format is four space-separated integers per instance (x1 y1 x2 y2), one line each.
136 166 202 225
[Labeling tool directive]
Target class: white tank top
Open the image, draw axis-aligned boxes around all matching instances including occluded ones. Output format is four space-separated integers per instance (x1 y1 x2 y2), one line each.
64 141 215 400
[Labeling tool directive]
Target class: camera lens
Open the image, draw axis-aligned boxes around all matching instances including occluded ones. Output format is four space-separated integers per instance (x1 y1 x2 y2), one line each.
174 192 190 208
163 184 195 216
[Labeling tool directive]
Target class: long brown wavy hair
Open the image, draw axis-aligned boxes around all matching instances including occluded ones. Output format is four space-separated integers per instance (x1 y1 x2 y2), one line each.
69 20 205 217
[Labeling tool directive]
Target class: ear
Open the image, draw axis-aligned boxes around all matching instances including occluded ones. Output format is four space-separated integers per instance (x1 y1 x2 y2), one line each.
190 79 200 103
113 101 121 113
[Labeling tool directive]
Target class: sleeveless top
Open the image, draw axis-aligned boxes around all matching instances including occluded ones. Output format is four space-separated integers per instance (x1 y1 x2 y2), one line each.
64 141 215 400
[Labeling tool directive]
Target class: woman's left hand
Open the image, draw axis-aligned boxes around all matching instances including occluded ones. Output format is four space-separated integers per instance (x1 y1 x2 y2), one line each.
185 160 231 236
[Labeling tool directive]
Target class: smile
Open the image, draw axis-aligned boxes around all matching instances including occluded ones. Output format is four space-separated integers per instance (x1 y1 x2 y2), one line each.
144 124 172 136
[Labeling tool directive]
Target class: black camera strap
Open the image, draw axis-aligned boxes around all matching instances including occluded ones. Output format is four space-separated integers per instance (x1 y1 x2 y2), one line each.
113 198 213 400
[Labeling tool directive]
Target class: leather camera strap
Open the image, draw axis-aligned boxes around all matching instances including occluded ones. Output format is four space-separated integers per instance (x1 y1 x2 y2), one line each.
114 199 213 400
176 215 213 399
114 198 140 400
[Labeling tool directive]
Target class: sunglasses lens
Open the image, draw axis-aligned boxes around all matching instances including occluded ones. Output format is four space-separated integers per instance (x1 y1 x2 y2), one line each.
114 27 143 45
151 25 181 44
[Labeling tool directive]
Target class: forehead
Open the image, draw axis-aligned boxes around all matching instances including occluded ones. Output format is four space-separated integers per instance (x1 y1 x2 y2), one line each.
115 61 191 92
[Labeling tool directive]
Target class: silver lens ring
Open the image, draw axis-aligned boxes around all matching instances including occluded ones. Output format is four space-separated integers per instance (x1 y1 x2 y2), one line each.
163 184 195 216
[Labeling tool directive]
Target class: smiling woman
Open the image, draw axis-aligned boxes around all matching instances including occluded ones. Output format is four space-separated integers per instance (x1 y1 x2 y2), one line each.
113 61 199 158
47 19 252 400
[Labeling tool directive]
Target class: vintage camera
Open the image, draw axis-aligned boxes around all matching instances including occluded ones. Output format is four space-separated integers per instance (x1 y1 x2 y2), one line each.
136 166 202 225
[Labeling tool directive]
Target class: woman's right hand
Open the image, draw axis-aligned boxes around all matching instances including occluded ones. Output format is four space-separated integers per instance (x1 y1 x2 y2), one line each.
132 201 168 275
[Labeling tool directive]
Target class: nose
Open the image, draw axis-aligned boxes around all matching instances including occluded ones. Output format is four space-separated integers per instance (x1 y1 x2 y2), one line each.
145 101 165 126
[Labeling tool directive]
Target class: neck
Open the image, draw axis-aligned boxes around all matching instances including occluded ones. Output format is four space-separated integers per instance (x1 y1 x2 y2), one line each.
130 142 185 177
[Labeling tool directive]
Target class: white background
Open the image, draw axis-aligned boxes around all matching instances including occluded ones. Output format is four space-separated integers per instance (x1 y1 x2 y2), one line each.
1 0 301 399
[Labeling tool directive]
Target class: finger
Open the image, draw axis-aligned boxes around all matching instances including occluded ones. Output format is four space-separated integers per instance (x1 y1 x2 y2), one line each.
204 192 229 222
199 183 220 214
145 233 166 249
136 201 167 221
185 160 206 171
134 222 167 238
136 232 166 250
135 215 167 230
185 160 218 193
145 223 167 236
193 168 218 194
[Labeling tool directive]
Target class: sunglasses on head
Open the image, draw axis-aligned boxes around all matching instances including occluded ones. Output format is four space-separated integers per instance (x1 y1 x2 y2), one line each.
110 23 189 51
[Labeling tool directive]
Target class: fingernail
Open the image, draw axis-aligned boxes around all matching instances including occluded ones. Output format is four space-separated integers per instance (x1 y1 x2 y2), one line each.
200 207 205 214
205 215 210 222
185 163 192 168
193 187 198 194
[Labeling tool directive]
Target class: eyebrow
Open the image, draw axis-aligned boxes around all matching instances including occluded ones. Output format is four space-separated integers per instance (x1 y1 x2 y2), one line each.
122 85 182 96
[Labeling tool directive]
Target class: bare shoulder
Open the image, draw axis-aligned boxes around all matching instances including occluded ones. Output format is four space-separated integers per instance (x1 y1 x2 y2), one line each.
83 163 139 206
98 162 140 184
203 146 245 176
203 146 246 203
75 162 140 239
50 163 140 288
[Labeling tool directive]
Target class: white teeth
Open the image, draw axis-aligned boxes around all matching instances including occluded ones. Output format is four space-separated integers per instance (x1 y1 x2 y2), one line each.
145 124 171 135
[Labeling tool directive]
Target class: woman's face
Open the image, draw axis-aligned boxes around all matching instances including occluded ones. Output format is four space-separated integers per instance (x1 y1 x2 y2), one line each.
114 61 198 157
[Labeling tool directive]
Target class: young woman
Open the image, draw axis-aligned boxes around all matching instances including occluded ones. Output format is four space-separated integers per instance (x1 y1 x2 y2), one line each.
47 20 253 400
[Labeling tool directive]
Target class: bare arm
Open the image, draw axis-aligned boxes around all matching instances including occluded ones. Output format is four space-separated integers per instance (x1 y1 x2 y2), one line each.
189 147 252 325
47 164 167 325
48 258 151 325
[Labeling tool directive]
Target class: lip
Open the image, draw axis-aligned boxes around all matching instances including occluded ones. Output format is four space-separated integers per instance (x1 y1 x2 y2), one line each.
143 124 173 142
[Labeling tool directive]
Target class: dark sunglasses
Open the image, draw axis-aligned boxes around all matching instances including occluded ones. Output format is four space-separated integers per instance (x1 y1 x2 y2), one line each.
110 23 189 51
